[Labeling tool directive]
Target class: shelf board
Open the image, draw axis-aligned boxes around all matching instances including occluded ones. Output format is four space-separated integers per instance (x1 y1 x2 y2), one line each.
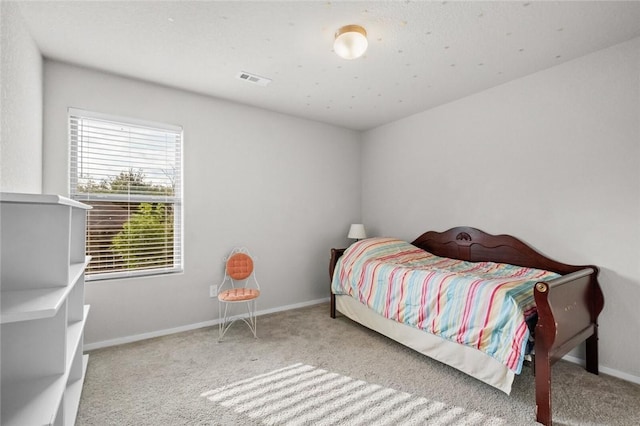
0 287 67 324
67 306 90 370
64 355 89 426
0 192 91 210
1 259 89 324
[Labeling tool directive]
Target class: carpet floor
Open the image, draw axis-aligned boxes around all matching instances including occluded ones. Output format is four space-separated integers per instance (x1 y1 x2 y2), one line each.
77 303 640 425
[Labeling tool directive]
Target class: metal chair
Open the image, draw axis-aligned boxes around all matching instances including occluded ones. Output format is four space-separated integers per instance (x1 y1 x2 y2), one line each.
217 248 260 341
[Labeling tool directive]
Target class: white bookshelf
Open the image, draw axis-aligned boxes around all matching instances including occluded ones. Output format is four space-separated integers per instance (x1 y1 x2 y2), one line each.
1 192 91 426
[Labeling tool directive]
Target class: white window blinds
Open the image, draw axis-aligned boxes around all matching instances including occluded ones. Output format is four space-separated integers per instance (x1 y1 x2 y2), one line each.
69 108 183 280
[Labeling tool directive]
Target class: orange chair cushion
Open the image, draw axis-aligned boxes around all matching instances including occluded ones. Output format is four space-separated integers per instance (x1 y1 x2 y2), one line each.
218 288 260 302
226 253 253 280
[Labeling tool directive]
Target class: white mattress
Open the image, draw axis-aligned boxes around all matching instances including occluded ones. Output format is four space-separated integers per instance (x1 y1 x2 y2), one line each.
335 294 515 394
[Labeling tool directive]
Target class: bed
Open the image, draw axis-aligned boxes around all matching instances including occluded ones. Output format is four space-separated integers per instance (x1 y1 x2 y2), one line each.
329 226 604 426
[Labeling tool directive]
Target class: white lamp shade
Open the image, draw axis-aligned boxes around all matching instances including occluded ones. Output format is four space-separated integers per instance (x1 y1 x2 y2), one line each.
348 224 367 240
334 25 368 60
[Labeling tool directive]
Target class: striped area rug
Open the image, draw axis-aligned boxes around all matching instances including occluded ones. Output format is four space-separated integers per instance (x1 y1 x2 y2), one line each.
201 363 506 425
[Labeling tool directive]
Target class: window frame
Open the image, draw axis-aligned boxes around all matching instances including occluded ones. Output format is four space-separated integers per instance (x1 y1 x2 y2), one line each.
68 108 184 281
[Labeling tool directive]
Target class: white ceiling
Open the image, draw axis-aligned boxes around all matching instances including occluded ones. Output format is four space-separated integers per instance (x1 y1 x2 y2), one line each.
16 1 640 131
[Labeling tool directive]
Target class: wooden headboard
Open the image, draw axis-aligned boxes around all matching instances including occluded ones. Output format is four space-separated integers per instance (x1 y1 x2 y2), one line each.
411 226 594 276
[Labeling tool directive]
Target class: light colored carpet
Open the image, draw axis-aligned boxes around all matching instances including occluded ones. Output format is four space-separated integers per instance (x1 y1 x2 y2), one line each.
77 303 640 425
201 362 507 425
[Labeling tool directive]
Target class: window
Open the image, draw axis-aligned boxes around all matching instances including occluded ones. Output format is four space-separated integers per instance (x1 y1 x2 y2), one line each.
69 108 183 280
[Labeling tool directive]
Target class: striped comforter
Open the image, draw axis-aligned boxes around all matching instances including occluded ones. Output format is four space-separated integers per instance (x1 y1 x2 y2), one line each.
331 238 560 373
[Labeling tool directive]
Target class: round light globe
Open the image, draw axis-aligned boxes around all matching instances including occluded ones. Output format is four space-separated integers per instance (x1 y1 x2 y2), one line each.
334 25 368 60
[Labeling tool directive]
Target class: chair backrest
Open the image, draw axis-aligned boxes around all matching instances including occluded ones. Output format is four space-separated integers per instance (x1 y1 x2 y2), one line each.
226 252 253 280
222 248 259 290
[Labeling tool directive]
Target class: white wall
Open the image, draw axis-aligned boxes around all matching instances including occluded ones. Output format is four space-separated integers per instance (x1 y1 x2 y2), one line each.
0 2 43 193
362 37 640 380
43 61 361 346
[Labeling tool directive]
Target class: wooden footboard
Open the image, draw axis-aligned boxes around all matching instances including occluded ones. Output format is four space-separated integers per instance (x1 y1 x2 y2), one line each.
329 226 604 426
534 267 604 425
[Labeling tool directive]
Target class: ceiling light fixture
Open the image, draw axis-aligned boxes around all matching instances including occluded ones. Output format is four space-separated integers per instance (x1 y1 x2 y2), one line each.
334 25 368 60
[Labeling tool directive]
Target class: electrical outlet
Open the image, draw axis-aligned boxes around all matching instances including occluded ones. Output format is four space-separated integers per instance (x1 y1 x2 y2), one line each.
209 285 217 298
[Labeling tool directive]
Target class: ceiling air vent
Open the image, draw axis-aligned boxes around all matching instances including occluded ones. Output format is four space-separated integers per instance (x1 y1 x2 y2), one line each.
236 71 272 87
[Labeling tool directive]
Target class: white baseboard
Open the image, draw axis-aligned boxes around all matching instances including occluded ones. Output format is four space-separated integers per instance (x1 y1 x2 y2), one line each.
83 297 330 351
561 354 640 386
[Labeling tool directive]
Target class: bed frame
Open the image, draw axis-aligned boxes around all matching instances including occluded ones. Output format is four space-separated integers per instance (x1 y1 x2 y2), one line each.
329 226 604 426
